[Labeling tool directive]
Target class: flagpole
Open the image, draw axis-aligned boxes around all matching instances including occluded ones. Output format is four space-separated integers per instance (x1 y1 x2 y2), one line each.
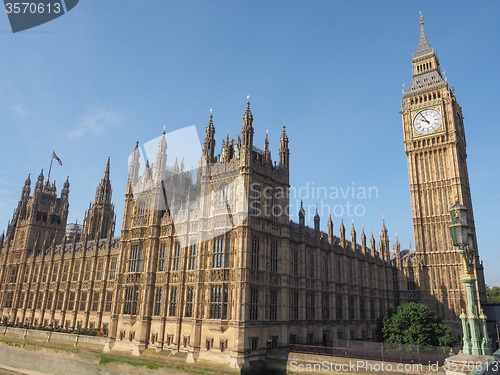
48 148 54 181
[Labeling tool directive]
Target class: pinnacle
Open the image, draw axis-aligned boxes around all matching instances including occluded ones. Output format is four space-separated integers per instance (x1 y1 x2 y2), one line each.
104 155 111 180
414 12 433 58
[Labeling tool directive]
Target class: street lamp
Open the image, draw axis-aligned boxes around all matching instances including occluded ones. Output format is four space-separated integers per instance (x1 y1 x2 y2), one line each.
449 195 491 356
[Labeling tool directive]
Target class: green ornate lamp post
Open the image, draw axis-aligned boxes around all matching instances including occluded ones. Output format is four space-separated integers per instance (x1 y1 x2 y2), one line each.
449 196 492 355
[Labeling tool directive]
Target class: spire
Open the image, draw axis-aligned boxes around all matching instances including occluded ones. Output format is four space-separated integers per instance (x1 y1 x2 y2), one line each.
380 217 389 260
204 108 216 163
264 131 271 164
243 95 253 128
395 233 401 267
156 131 167 181
361 225 367 253
84 157 115 241
370 228 376 256
405 12 445 97
415 12 433 58
327 213 334 243
314 206 320 232
61 175 70 200
351 220 356 251
35 168 44 192
381 217 388 238
95 156 112 205
279 123 289 169
206 108 215 136
298 200 305 226
339 217 345 247
129 139 141 185
24 172 31 187
223 133 231 163
22 172 31 198
172 156 178 173
241 95 254 151
104 154 110 180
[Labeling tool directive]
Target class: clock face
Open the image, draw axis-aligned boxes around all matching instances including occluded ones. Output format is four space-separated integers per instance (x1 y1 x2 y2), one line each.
413 109 442 135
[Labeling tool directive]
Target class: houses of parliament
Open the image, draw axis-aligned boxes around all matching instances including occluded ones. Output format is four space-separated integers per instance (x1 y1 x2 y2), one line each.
0 15 487 369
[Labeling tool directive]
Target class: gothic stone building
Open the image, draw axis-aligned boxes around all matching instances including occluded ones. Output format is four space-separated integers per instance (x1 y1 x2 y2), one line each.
0 16 486 369
400 14 487 326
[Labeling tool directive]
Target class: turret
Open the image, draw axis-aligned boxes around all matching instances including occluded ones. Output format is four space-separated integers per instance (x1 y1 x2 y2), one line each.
129 140 141 185
327 214 334 244
264 131 271 165
339 218 345 248
22 172 31 199
279 124 289 169
203 109 215 163
83 156 115 241
223 134 231 163
34 168 44 193
361 226 367 254
156 129 167 183
241 97 254 159
314 207 320 233
351 221 356 251
95 155 112 205
298 201 305 227
380 218 390 260
370 229 376 257
394 234 401 268
43 176 51 192
61 175 70 200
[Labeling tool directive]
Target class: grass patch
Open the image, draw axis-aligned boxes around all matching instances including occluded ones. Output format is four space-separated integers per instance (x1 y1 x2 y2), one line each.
98 354 161 370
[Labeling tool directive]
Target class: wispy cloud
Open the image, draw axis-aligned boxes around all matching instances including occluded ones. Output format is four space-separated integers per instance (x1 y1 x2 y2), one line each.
0 179 18 187
12 104 27 116
67 105 123 139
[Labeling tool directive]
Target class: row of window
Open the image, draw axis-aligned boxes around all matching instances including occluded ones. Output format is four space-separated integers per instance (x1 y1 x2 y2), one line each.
6 259 117 285
251 238 278 272
250 186 279 221
124 285 227 319
289 291 383 321
129 237 397 285
144 235 228 274
3 290 114 313
2 287 386 323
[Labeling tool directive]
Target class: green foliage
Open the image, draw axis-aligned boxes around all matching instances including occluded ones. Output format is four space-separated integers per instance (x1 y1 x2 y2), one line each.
98 355 160 371
375 302 456 347
71 328 100 336
486 285 500 304
146 362 160 370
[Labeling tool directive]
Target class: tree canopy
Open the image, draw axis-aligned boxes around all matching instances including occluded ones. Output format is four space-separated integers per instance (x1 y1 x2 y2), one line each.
486 285 500 304
375 302 456 347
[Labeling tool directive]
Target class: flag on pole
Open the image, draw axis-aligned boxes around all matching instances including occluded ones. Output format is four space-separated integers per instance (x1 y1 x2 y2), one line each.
52 151 63 166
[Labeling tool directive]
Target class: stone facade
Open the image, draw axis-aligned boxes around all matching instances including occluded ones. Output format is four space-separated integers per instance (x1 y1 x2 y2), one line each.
400 14 487 329
0 16 487 369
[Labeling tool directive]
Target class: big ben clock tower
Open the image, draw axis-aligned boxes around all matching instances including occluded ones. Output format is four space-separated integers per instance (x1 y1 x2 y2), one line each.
401 13 486 324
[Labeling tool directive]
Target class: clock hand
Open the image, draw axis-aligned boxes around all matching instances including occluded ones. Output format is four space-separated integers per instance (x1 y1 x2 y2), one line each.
419 113 430 124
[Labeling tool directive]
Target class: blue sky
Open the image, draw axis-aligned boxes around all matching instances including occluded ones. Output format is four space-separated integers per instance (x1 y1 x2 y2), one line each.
1 1 499 285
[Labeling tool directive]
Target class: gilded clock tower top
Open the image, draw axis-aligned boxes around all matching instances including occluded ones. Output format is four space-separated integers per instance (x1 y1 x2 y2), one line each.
404 12 446 98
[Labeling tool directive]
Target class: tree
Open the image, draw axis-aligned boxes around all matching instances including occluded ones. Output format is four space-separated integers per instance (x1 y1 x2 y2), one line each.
486 285 500 304
375 302 456 347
